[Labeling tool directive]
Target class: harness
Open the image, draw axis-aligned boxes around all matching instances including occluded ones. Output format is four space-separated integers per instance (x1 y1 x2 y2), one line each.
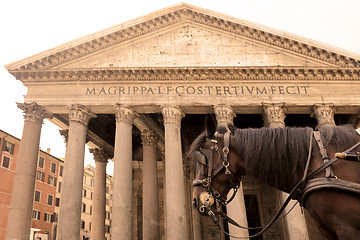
193 129 360 239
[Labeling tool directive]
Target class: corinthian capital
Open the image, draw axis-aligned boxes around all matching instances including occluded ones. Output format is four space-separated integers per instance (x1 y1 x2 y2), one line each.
141 129 158 148
262 102 286 128
312 104 335 127
214 105 235 125
89 148 109 163
114 104 135 125
68 104 96 126
17 102 53 125
161 106 184 126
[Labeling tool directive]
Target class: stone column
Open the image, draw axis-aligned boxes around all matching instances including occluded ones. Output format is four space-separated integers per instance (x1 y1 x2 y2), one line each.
141 129 160 240
161 106 189 240
57 105 95 239
262 103 310 240
90 148 108 240
112 105 135 239
312 104 336 127
190 172 202 240
214 105 249 240
6 103 52 240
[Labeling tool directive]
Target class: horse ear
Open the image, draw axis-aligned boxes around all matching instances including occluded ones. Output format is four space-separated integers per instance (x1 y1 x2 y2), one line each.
205 114 217 137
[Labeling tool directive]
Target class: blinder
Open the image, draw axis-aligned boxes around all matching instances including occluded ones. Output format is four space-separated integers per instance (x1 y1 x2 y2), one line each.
193 131 241 211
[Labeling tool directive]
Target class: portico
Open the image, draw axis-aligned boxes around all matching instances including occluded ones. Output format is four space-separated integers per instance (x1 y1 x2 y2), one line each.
5 3 360 240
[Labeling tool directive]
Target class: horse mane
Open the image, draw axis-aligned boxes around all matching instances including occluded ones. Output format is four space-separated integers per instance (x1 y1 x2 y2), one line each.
234 125 360 191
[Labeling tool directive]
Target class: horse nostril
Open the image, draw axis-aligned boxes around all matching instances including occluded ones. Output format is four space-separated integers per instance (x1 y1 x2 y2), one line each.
193 197 198 208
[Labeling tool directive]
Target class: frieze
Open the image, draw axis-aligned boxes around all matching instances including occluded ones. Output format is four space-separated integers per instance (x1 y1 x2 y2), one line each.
85 84 310 96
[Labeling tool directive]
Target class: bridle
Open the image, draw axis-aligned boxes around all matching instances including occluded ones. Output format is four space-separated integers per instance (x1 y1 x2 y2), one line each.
192 128 360 239
192 130 241 215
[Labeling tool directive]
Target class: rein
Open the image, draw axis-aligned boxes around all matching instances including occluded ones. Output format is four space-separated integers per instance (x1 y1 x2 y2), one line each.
193 129 360 239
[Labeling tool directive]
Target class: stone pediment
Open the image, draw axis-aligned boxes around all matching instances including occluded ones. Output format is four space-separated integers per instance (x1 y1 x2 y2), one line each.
5 3 360 75
60 24 325 68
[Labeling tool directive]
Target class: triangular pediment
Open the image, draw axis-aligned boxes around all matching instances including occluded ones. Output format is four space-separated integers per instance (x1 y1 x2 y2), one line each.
60 24 326 68
6 3 360 73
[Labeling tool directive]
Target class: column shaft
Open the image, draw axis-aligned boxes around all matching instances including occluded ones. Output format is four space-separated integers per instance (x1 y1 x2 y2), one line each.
57 105 94 239
215 105 249 239
263 103 309 240
112 105 134 239
6 103 51 240
142 130 160 240
90 149 108 240
162 106 189 240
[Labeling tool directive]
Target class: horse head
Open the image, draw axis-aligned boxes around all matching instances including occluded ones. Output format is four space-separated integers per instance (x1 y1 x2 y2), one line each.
189 114 245 216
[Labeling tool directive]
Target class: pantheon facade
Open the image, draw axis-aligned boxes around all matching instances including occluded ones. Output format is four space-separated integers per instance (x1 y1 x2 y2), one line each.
5 3 360 240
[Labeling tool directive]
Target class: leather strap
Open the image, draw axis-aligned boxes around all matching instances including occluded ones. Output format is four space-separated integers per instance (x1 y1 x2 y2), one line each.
313 131 334 178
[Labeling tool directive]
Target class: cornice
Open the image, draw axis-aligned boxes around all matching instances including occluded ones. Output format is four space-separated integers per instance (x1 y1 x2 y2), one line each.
10 67 360 83
5 4 360 72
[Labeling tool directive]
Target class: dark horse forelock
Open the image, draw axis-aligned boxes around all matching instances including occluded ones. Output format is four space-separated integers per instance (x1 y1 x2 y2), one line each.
234 125 360 192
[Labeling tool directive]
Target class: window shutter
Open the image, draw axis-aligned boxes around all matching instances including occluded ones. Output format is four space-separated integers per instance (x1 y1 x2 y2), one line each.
1 140 6 151
10 143 14 155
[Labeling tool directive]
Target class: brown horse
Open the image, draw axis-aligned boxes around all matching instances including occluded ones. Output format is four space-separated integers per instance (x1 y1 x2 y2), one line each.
189 115 360 240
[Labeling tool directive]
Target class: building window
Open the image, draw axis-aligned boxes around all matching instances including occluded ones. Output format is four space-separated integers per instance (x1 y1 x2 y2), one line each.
90 192 93 200
83 189 87 197
47 194 53 206
50 162 57 174
1 156 11 169
48 175 57 186
59 165 63 177
82 203 86 213
105 225 110 233
38 157 44 168
44 213 53 222
106 211 110 219
32 210 40 220
55 197 60 207
89 222 91 231
106 186 109 194
34 190 41 202
90 205 92 215
2 140 15 155
90 179 94 187
36 170 45 182
81 220 85 229
58 181 62 193
106 198 109 206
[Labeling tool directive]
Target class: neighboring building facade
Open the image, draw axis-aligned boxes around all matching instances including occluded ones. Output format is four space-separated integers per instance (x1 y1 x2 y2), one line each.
0 129 63 240
81 164 112 240
4 3 360 240
0 129 113 240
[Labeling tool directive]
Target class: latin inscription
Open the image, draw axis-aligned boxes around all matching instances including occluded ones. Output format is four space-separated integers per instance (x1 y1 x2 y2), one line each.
86 85 309 96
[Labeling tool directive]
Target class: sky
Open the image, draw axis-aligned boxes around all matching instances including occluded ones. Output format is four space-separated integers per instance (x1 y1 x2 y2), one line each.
1 0 360 175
